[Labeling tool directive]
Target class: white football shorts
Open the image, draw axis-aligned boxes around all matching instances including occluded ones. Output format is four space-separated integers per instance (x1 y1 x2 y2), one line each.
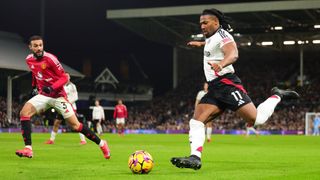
27 94 75 119
116 117 125 125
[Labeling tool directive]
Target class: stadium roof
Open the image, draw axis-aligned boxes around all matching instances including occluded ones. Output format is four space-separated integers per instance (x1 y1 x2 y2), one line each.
0 31 85 77
106 0 320 51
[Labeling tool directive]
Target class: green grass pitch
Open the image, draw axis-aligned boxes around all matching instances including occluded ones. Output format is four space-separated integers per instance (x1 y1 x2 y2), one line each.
1 133 320 180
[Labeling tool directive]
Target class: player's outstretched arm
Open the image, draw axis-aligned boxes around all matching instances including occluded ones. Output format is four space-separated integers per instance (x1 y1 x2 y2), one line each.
187 41 205 47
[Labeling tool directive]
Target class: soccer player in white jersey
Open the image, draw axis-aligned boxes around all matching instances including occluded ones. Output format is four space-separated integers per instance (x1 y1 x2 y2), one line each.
92 100 105 135
195 82 213 142
171 9 299 170
45 73 87 145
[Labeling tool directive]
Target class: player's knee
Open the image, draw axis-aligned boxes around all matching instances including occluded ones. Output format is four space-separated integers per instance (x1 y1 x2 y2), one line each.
54 120 61 127
20 108 32 118
70 123 80 131
65 115 81 131
20 103 36 118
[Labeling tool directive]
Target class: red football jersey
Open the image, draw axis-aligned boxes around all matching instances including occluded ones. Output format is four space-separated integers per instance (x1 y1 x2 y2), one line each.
113 104 127 119
26 51 68 98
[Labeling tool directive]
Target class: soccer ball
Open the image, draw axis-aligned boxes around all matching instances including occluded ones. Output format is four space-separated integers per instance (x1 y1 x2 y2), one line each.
128 150 154 174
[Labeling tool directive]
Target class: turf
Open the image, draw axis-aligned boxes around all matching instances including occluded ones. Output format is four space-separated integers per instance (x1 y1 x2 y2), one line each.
1 133 320 180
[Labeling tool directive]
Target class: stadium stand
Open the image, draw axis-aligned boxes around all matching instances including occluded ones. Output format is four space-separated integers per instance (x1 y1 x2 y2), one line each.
1 55 320 133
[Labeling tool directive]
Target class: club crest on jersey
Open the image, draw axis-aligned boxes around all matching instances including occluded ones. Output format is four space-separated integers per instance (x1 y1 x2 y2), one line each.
41 63 47 70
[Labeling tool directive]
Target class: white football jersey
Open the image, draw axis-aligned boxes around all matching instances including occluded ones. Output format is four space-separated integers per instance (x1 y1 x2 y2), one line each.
92 106 105 120
64 82 78 109
196 90 207 101
203 28 235 82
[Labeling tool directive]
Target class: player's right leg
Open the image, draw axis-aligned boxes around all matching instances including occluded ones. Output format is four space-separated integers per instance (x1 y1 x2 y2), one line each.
171 103 222 170
45 119 62 144
93 120 98 133
15 103 37 158
16 95 50 158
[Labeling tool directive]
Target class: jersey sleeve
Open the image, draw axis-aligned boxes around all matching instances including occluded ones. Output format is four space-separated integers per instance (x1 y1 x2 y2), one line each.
73 84 79 102
31 73 37 88
219 31 234 48
113 106 117 119
101 106 105 120
124 105 128 118
67 83 78 103
196 91 202 101
47 57 68 90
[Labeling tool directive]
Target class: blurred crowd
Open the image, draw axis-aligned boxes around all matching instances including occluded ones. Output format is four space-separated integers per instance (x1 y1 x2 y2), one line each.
0 97 21 128
1 58 320 131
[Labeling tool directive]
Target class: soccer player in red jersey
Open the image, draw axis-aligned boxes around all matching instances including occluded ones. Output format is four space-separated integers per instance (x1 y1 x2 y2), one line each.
15 35 110 159
113 99 127 136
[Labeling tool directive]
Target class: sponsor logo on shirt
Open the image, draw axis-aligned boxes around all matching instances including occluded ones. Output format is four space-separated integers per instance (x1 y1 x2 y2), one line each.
36 71 43 80
44 78 53 82
238 99 245 106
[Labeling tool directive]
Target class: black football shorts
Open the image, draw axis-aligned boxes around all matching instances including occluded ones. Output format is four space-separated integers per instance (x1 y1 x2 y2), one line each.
199 73 252 111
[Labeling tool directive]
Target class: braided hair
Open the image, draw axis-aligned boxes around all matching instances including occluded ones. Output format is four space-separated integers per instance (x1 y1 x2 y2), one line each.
201 8 233 32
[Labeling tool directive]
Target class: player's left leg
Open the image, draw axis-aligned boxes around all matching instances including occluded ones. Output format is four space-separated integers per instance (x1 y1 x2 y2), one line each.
253 87 299 126
116 119 121 135
96 120 103 135
205 123 212 142
121 122 125 136
54 98 110 159
79 133 87 144
45 119 62 144
66 115 110 159
118 122 125 136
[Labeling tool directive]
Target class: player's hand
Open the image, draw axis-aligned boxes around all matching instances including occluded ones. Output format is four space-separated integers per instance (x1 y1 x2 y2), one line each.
42 86 53 94
207 62 223 72
187 41 203 47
